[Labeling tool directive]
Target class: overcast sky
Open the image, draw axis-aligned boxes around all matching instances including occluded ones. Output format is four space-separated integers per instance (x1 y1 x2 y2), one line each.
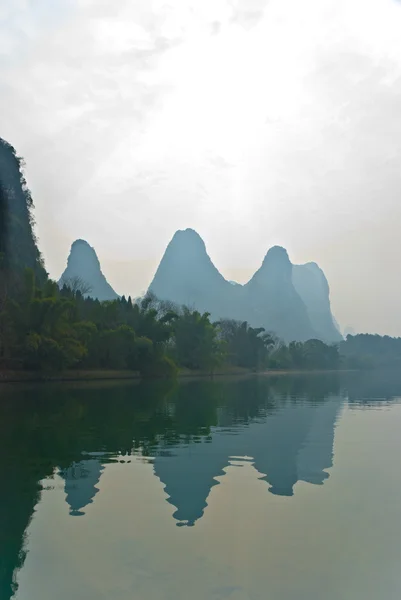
2 0 401 335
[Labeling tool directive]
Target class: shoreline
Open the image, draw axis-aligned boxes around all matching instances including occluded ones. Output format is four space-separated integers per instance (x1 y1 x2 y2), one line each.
0 367 351 385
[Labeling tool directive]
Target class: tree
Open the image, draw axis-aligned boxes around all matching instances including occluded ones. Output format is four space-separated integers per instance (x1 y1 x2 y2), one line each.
268 343 293 369
217 319 275 369
59 276 93 296
173 308 224 371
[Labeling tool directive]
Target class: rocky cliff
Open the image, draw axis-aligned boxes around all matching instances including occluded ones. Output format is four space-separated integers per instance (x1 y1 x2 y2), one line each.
0 137 46 281
292 262 342 342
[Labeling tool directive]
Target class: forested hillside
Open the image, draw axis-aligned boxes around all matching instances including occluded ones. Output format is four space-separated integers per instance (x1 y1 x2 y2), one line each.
0 138 46 280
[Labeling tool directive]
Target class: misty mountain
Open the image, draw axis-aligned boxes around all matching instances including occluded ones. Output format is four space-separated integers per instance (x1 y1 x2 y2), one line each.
149 229 245 320
244 246 316 342
59 239 119 301
149 229 340 343
292 262 342 343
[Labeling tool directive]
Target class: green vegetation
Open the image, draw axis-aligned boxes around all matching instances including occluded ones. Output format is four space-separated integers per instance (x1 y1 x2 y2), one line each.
269 339 341 370
0 139 46 282
340 334 401 369
0 269 345 376
0 267 345 376
217 319 276 369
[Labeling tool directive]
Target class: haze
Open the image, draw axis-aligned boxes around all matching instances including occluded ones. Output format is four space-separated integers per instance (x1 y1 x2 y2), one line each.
1 0 401 335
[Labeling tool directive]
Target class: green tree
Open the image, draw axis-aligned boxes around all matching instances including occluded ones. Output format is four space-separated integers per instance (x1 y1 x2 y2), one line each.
218 319 275 369
173 308 224 371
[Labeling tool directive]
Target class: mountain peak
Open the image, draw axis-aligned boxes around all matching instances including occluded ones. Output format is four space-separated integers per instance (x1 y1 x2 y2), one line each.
156 229 211 267
169 228 206 252
68 239 100 269
262 246 291 266
265 245 288 257
149 229 238 317
256 246 292 280
303 261 319 270
71 239 93 249
246 246 316 341
59 239 119 301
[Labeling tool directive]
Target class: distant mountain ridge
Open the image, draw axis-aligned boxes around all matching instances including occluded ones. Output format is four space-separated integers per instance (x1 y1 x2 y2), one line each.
59 239 119 301
59 230 341 343
149 228 341 343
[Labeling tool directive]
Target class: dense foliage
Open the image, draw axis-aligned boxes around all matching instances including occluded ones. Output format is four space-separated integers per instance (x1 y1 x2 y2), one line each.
217 319 276 369
0 270 344 375
0 138 46 280
340 334 401 369
268 339 341 370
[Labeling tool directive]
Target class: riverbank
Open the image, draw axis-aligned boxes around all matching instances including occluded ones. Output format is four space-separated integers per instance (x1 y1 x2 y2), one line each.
0 366 349 384
0 369 142 384
0 366 249 384
259 368 355 376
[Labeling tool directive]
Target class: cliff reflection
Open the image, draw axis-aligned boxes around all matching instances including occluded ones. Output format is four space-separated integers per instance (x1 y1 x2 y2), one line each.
1 371 400 598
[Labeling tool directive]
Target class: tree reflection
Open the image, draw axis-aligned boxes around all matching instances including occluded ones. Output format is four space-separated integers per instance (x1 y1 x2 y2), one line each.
0 371 400 598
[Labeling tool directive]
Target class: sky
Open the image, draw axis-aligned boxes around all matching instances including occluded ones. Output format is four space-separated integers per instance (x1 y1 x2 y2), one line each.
1 0 401 335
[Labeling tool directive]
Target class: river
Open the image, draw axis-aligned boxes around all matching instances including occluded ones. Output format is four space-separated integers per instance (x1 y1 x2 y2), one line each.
1 371 401 600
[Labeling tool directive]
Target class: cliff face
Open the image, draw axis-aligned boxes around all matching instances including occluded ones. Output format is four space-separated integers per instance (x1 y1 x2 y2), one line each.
292 262 342 343
149 232 329 342
0 137 46 281
59 239 119 301
245 247 316 342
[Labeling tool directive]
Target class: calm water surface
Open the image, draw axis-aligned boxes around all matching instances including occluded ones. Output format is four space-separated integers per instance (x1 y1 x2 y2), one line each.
1 372 401 600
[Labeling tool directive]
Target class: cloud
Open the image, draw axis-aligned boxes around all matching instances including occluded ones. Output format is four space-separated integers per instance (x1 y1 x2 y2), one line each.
0 0 186 270
229 0 270 29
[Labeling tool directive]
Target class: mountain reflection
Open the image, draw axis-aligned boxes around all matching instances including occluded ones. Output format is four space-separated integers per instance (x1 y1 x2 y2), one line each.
152 395 340 525
60 459 104 516
1 371 401 599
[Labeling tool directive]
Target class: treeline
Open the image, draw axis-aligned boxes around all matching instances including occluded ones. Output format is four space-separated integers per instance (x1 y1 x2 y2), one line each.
0 266 344 375
340 333 401 369
5 269 400 377
271 334 401 371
